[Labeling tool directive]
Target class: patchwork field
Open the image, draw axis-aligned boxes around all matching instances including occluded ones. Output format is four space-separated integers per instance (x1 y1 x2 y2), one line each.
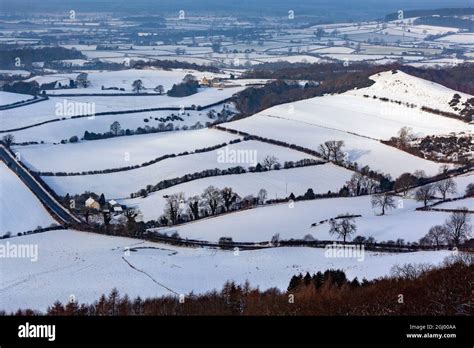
41 139 318 198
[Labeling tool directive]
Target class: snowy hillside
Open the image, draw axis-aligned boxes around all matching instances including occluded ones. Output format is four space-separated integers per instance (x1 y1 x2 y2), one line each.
16 129 241 172
41 140 316 198
0 229 452 312
0 162 56 234
0 91 34 106
226 111 447 178
349 70 473 115
0 87 242 131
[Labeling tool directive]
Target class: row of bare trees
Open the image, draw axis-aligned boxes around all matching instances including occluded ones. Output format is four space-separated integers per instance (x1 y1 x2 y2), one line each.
161 186 268 226
420 209 472 247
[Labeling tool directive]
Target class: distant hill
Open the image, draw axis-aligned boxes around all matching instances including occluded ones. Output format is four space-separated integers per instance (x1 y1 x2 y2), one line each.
384 7 474 21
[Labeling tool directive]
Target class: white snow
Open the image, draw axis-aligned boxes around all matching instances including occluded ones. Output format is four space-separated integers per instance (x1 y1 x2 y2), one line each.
0 162 56 234
0 229 453 312
41 140 316 198
158 193 453 243
15 128 241 172
434 198 474 211
0 91 34 106
7 104 233 144
0 88 242 131
350 70 473 115
226 111 449 178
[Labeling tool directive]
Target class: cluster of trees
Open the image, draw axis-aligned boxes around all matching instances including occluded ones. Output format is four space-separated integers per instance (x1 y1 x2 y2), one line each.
0 47 85 68
167 78 199 97
132 59 220 73
420 209 472 247
3 80 40 96
344 172 379 196
288 269 361 292
83 120 176 141
14 256 470 316
159 186 269 226
414 176 458 207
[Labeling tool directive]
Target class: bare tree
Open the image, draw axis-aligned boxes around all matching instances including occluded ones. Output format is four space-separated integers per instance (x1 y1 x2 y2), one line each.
438 164 450 176
262 155 279 170
132 79 144 93
201 186 222 215
329 215 357 242
187 195 202 220
397 126 414 148
413 169 426 181
390 263 433 280
346 173 375 196
154 85 165 94
318 140 345 164
371 193 396 215
124 208 143 236
435 178 457 200
415 184 435 207
164 192 185 225
420 225 448 249
394 172 417 196
2 134 14 147
466 183 474 197
221 187 237 212
257 188 268 205
444 208 472 247
110 121 122 136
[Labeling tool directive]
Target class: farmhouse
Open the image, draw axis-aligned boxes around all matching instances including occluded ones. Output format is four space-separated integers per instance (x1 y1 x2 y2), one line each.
85 197 100 210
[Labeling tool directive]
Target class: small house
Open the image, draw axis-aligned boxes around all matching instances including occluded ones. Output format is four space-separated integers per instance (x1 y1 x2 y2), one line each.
85 197 100 210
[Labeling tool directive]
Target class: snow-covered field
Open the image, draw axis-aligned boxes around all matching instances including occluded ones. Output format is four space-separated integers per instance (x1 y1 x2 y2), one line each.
258 93 469 140
226 112 447 178
157 194 450 243
121 163 353 221
0 162 56 234
0 91 34 106
0 229 453 312
434 197 474 211
435 33 474 44
7 104 233 144
0 87 243 131
15 128 241 172
41 140 317 198
42 68 227 95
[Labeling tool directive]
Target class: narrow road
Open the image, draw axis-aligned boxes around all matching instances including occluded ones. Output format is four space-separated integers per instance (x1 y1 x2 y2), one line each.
0 144 80 224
